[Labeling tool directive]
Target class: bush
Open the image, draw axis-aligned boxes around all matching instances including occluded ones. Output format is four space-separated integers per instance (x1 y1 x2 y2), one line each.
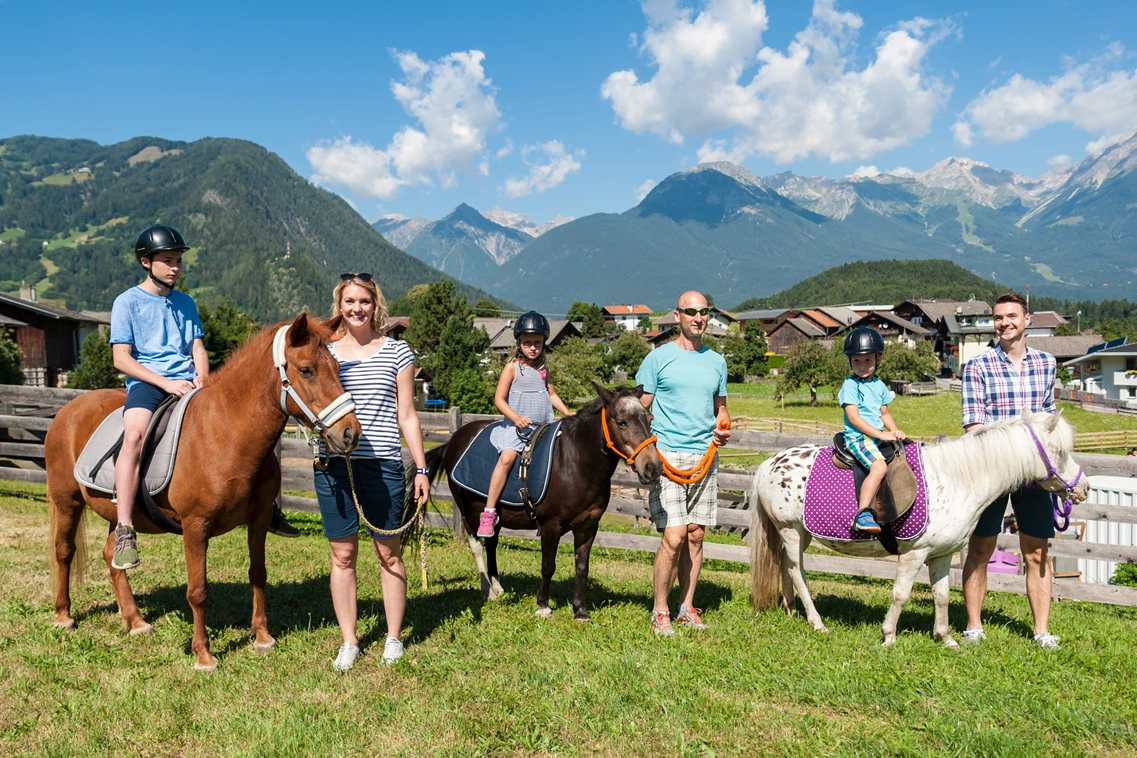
605 331 650 377
547 336 605 401
0 330 23 385
448 368 496 414
66 331 121 389
877 340 940 384
1111 562 1137 588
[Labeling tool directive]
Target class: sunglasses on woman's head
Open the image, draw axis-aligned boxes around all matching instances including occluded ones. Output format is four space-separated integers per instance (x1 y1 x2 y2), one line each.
678 307 710 316
340 273 373 283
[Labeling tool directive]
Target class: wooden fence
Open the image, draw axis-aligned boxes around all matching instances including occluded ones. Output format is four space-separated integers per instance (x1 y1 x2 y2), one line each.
3 386 1137 608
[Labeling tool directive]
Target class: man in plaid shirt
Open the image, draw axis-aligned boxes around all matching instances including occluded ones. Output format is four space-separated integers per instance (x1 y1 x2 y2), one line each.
959 293 1062 650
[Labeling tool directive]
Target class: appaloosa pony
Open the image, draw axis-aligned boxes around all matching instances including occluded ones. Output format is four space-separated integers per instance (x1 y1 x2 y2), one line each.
749 411 1089 647
423 383 661 619
44 314 360 671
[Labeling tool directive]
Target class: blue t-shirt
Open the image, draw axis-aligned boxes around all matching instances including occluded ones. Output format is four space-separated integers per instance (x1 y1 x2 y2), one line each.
109 287 204 390
635 342 727 453
838 375 895 440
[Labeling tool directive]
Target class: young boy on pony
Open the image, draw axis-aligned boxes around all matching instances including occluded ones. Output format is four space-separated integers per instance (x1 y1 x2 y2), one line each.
838 326 907 534
478 311 572 538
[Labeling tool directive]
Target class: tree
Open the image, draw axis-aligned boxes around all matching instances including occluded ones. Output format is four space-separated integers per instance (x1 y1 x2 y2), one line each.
474 298 501 318
875 340 940 383
199 299 257 369
606 331 651 378
403 280 470 356
703 293 715 308
546 336 605 401
447 368 496 414
430 314 480 399
637 314 654 331
566 301 606 338
776 339 844 407
1052 321 1078 336
0 330 24 385
722 321 769 381
66 331 120 389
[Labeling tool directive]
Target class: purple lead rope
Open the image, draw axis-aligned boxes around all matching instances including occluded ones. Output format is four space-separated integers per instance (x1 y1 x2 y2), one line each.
1025 424 1082 533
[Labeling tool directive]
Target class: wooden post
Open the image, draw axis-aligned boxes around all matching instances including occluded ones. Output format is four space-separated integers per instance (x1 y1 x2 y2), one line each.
448 406 464 542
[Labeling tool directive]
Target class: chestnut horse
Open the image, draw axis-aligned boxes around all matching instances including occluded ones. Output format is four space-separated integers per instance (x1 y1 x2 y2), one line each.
44 314 360 671
423 383 661 620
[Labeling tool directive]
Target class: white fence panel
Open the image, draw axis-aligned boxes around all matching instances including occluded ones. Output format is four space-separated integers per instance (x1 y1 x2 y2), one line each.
1081 476 1137 584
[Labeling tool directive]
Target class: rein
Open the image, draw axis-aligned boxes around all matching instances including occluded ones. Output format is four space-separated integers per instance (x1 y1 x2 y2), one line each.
1024 423 1083 533
601 406 730 485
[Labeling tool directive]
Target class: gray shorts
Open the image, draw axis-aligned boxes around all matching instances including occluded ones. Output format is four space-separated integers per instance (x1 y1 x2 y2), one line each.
648 450 718 530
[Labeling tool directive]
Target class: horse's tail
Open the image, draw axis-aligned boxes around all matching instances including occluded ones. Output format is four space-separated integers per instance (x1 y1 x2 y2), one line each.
402 442 450 538
749 479 783 612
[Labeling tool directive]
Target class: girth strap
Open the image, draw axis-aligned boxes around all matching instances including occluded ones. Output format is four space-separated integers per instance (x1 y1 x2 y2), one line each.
517 422 555 532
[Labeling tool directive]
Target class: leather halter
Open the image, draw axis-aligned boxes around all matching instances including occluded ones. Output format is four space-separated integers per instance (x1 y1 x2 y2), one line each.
601 406 657 468
1025 422 1084 532
272 325 356 432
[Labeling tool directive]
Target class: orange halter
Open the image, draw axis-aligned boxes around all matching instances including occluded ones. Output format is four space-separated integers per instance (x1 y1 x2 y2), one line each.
601 407 730 485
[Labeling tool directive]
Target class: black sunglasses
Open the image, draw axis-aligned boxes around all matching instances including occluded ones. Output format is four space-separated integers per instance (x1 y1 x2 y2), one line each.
678 307 710 316
340 272 373 283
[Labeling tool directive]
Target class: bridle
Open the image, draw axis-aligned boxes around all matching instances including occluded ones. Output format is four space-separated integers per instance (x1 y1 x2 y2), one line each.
1025 422 1084 533
272 325 356 434
601 406 657 469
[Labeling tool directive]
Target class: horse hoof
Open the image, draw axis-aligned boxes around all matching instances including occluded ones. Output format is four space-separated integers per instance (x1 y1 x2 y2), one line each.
814 625 830 634
881 638 895 648
535 607 553 619
53 619 77 632
574 615 590 624
253 639 277 655
194 660 218 673
129 623 153 636
943 637 959 650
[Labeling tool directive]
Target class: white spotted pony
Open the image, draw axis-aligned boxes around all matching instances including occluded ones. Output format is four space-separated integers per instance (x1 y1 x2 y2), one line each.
748 411 1089 647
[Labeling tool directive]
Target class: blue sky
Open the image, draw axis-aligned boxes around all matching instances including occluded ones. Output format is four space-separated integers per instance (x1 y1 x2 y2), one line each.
4 0 1137 225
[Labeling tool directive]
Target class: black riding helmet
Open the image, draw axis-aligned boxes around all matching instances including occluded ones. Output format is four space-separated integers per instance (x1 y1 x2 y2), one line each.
134 224 189 261
513 311 551 338
843 326 885 356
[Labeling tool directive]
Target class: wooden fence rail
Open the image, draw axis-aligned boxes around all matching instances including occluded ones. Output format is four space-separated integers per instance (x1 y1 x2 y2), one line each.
3 387 1137 608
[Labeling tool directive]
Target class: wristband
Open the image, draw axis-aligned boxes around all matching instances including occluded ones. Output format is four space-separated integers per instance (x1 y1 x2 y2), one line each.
415 467 430 476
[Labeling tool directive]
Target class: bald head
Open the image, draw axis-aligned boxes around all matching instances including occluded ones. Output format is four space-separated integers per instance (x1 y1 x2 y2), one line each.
676 291 707 310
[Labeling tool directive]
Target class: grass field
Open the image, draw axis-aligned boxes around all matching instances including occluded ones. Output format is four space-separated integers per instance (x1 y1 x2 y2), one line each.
1 480 1135 756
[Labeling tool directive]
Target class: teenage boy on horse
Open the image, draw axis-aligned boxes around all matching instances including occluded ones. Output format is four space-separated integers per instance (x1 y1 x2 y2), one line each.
960 292 1062 649
635 290 730 636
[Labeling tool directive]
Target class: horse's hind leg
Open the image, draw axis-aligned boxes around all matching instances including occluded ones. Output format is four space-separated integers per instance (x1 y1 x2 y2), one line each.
781 527 827 633
101 526 152 636
247 521 276 654
534 523 563 618
927 554 958 649
881 548 930 647
571 522 599 621
49 489 85 630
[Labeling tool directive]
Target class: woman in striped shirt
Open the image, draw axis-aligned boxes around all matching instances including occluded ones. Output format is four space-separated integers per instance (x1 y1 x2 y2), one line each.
314 273 430 671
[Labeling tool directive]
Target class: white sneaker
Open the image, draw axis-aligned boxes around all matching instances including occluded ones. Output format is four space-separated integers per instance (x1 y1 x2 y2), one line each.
1033 633 1061 650
381 637 404 666
961 627 987 646
332 642 360 671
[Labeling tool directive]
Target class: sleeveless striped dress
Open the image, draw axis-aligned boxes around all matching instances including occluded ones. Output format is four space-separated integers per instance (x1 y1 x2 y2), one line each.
488 362 554 453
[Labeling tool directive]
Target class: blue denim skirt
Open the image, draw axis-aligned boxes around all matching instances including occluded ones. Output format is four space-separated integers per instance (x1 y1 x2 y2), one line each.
313 457 407 539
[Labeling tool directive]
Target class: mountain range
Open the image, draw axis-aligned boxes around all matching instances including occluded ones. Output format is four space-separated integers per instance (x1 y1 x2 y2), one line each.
375 128 1137 311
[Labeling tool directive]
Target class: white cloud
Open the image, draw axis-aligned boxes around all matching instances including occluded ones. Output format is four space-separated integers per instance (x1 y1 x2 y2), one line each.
601 0 954 164
850 165 880 178
495 139 514 159
501 141 584 198
888 166 915 177
953 45 1137 150
1047 153 1072 166
307 49 501 200
634 179 658 201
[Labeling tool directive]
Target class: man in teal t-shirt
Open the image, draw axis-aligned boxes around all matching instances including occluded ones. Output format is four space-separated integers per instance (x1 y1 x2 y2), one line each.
635 291 730 637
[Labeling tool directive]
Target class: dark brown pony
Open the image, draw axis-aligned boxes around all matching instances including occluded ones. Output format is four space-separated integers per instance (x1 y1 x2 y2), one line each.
424 383 660 620
43 314 360 671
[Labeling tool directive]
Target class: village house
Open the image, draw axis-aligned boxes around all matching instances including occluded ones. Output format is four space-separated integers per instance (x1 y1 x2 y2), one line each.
601 304 653 331
843 311 934 347
766 317 826 354
1024 310 1068 337
487 319 582 355
734 308 795 334
1026 334 1101 364
0 285 110 386
654 306 735 335
1062 339 1137 409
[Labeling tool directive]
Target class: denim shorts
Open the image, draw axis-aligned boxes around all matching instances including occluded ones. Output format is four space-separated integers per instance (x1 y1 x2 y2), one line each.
124 382 171 413
314 457 407 540
974 485 1056 540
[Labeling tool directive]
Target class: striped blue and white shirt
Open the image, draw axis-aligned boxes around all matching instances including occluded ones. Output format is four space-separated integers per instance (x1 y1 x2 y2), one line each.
324 338 414 459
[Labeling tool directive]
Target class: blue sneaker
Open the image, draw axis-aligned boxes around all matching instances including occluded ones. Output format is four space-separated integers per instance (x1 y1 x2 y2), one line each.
853 510 882 534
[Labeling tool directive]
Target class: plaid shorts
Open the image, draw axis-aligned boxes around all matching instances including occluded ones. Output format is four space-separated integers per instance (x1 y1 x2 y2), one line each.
648 450 718 530
845 433 886 469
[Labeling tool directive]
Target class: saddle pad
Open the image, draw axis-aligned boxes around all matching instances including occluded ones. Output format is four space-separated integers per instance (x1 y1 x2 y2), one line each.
450 421 562 507
803 442 929 543
74 388 201 496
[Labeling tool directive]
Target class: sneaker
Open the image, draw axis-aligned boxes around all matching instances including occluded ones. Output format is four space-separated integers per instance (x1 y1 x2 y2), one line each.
332 642 360 671
267 502 300 538
476 509 499 538
1033 633 1061 650
111 524 140 570
651 609 675 637
676 605 708 630
852 510 882 534
961 627 987 646
381 637 404 666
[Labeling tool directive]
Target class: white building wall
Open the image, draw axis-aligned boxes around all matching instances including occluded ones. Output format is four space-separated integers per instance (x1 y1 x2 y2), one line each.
1078 475 1137 584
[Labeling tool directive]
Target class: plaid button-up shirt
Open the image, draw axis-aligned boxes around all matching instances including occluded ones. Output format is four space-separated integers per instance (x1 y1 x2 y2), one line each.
961 343 1057 428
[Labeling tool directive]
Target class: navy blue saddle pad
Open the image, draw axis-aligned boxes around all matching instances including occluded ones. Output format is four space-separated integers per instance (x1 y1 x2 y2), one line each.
450 421 562 507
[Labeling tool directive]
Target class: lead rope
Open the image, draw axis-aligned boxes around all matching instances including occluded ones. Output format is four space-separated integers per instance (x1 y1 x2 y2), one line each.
601 407 729 485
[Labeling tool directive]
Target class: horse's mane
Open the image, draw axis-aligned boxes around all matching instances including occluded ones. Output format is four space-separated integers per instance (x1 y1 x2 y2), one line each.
558 387 641 434
921 413 1074 491
204 317 335 387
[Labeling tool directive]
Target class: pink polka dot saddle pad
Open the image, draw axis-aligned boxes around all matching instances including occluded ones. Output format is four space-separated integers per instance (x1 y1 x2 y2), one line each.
802 442 929 543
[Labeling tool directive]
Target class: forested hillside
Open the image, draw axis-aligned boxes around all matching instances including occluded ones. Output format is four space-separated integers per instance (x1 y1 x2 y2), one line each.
0 136 507 320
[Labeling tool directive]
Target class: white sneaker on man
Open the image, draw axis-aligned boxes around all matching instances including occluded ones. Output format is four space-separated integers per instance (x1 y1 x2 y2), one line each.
381 637 404 666
332 642 360 671
961 627 987 646
1033 633 1060 650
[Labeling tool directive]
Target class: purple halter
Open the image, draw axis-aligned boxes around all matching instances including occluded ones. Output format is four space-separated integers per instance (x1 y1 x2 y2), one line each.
1025 423 1083 533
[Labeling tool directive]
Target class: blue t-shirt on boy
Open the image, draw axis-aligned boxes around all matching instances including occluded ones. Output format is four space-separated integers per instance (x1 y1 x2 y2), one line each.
635 342 728 454
109 287 204 390
838 375 895 440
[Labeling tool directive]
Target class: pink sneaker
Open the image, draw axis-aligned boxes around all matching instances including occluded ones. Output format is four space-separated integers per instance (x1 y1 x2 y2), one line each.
477 509 498 538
